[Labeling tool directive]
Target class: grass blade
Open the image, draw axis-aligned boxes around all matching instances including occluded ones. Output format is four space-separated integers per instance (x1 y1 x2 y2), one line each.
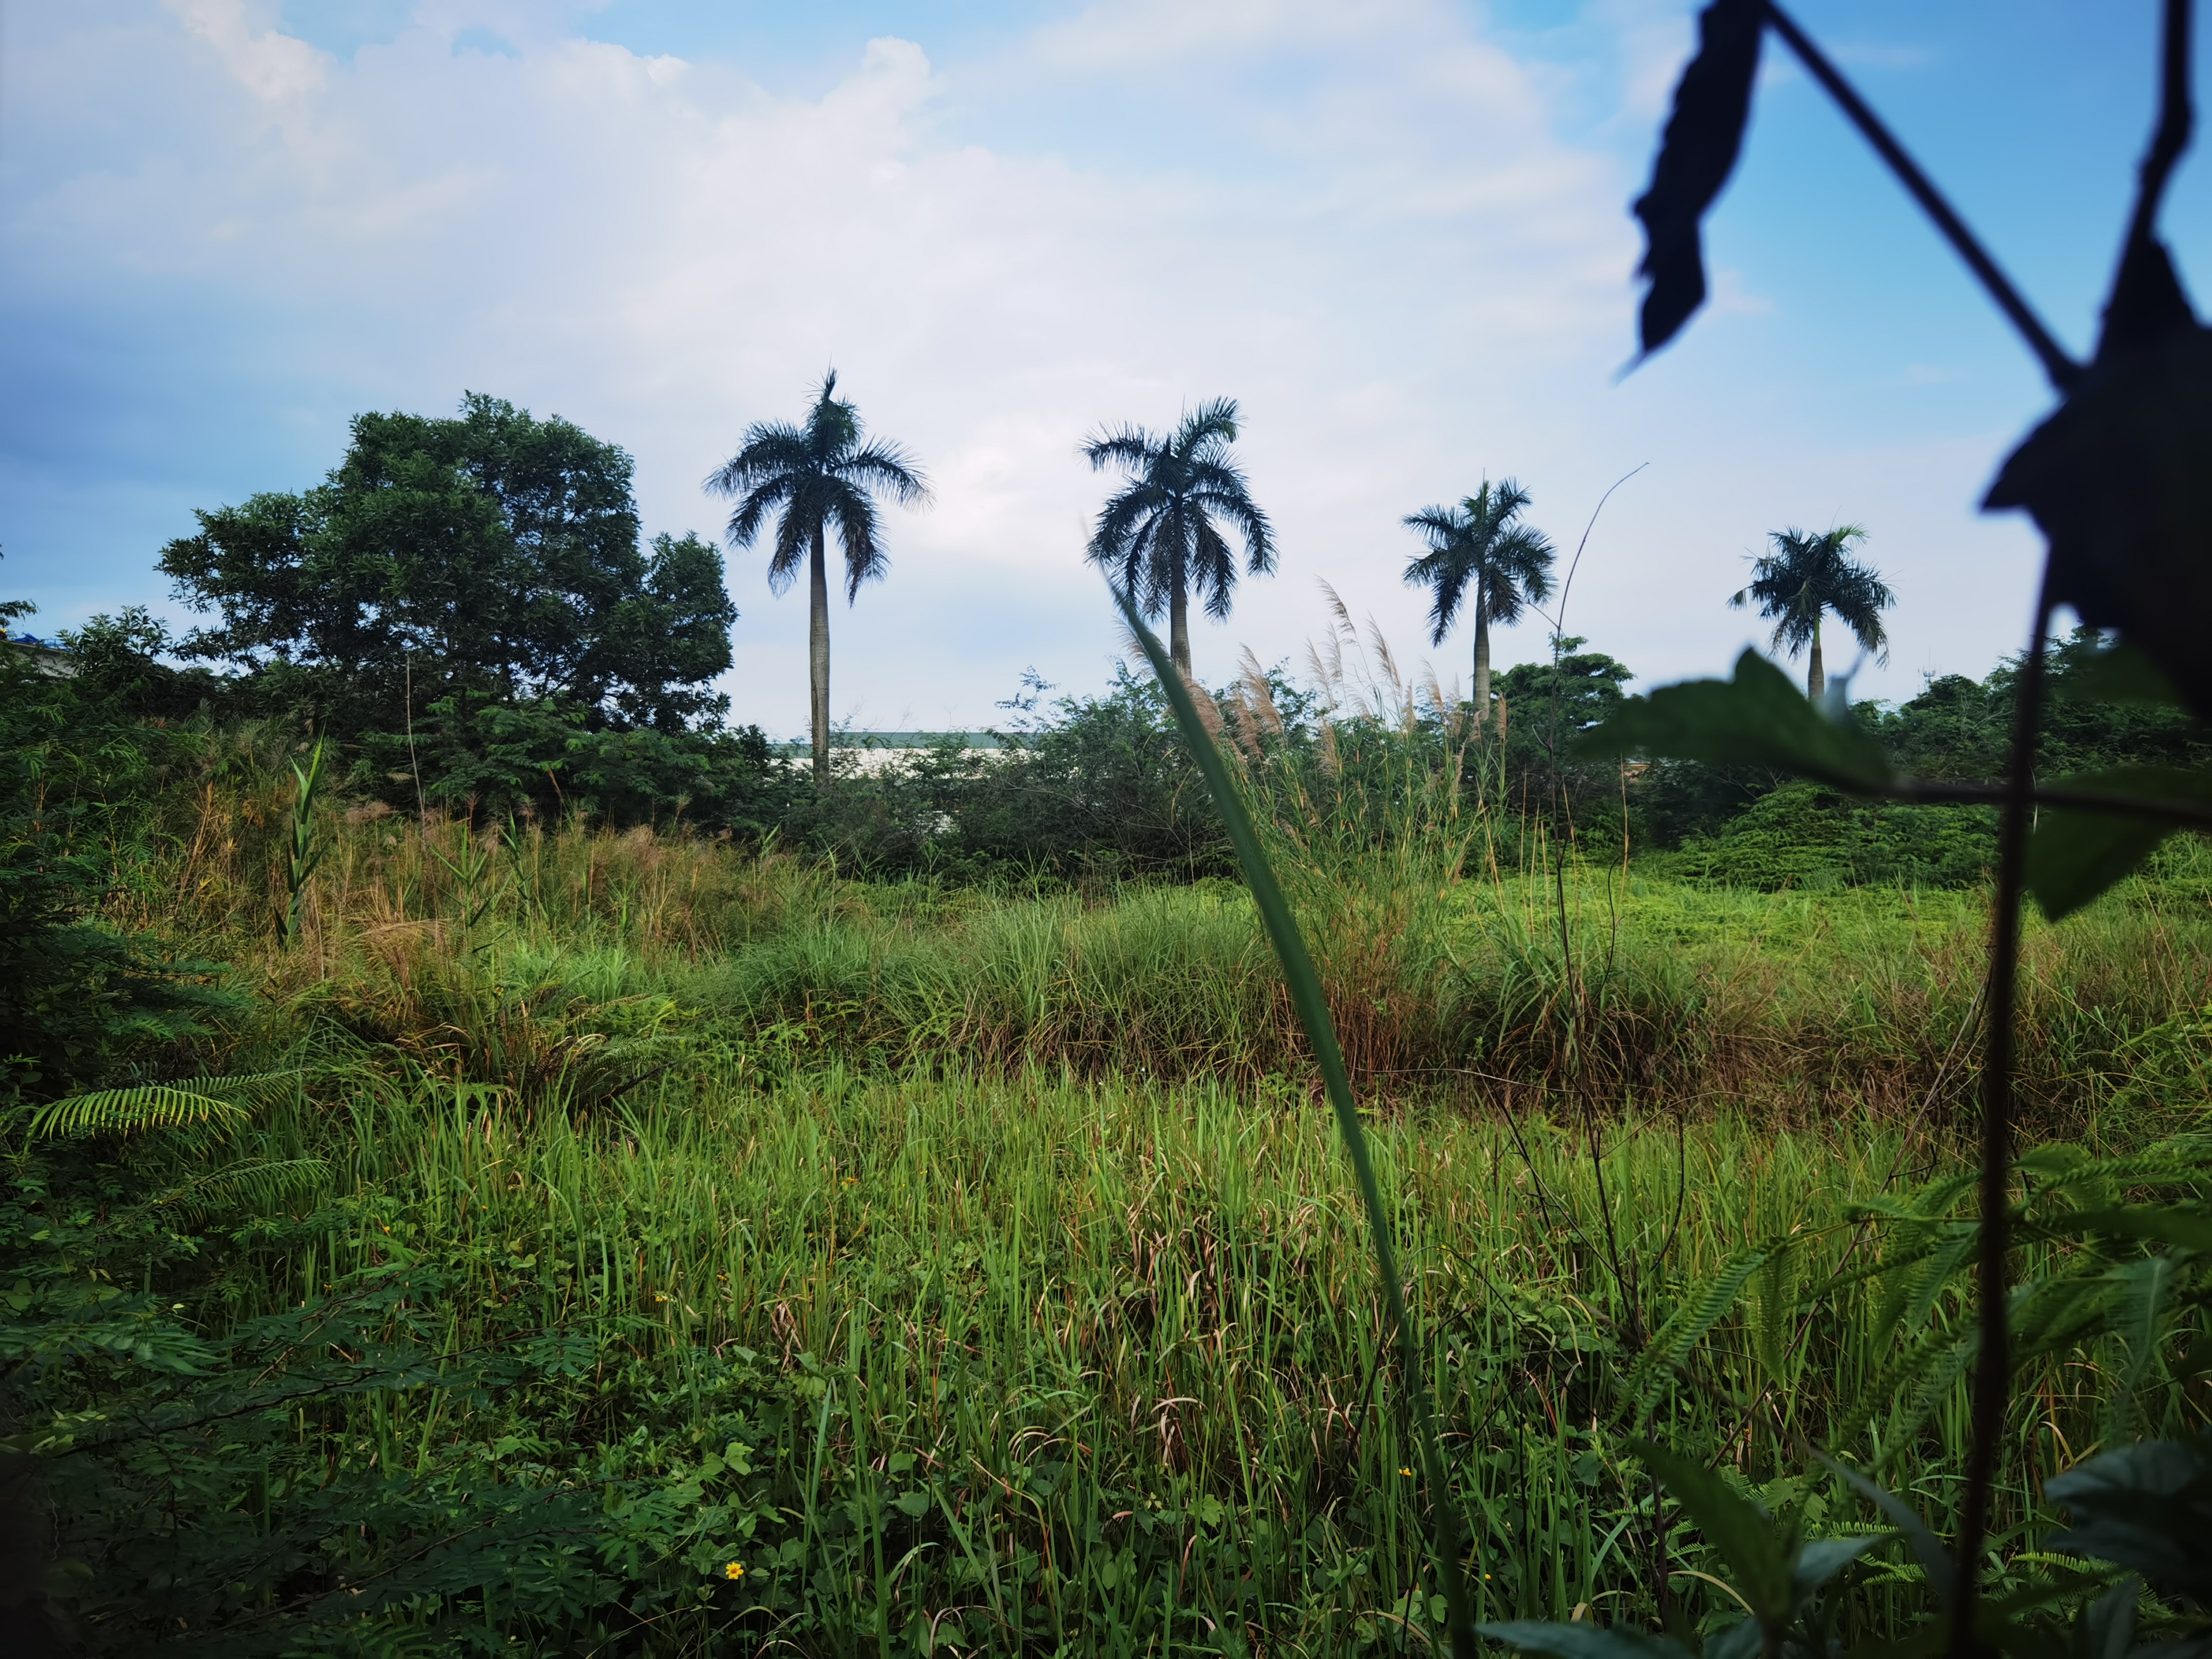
1109 582 1478 1654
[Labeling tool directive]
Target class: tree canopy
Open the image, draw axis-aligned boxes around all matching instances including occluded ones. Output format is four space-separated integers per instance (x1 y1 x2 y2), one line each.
1083 399 1274 676
160 394 737 739
704 371 929 782
1401 478 1555 720
1728 524 1892 699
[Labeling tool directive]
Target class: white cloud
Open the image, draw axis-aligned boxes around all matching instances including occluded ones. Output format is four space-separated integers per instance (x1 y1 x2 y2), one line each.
170 0 328 103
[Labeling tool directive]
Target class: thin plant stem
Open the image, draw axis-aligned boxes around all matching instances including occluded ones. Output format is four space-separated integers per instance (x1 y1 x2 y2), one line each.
1951 569 2055 1656
2126 0 2194 257
1763 3 2083 393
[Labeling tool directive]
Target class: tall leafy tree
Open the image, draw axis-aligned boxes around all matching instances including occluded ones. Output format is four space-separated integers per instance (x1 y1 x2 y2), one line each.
1729 524 1893 698
161 395 738 738
1083 399 1274 678
705 372 930 784
1401 478 1555 725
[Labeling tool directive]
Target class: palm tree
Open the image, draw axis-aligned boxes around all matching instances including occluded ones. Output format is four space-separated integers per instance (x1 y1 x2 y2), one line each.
1401 478 1555 726
1083 399 1274 678
1729 524 1893 699
705 372 929 784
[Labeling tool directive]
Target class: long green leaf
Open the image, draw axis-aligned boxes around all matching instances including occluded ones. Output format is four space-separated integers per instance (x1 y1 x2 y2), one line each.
1574 649 1896 792
1110 584 1477 1655
2026 766 2212 921
1817 1455 1953 1611
1634 1438 1794 1624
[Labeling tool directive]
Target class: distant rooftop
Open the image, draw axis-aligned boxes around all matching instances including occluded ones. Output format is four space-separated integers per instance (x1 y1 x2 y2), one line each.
3 634 77 677
768 731 1010 757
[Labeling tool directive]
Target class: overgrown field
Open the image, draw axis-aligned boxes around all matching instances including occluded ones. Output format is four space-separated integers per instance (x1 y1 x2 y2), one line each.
14 764 2207 1655
143 779 2212 1129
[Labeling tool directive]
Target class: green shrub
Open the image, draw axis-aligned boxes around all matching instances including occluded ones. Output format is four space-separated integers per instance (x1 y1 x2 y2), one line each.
1651 782 1997 891
0 614 231 1109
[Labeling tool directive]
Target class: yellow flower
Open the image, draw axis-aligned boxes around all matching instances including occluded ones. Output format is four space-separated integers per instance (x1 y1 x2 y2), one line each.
841 1176 858 1186
1400 1466 1414 1478
723 1561 745 1581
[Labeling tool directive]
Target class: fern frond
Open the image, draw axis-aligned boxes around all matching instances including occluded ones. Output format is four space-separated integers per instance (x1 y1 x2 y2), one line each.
2101 1253 2182 1442
152 1157 331 1222
1879 1333 1979 1470
1627 1245 1771 1411
28 1071 301 1142
2029 1148 2212 1192
1800 1238 1939 1307
32 1088 251 1141
1894 1226 1980 1339
1833 1317 1969 1460
170 1070 302 1106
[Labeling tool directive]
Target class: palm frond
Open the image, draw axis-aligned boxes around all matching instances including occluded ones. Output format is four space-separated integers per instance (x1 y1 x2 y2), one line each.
1082 426 1161 474
720 471 797 552
766 483 819 595
1192 514 1238 618
842 439 930 508
703 424 812 501
827 478 887 598
1189 462 1273 571
1175 398 1240 456
1482 525 1556 623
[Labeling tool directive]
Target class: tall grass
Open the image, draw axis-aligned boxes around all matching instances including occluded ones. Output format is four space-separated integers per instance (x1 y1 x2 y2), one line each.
192 1058 2197 1652
38 733 2210 1649
112 749 2212 1134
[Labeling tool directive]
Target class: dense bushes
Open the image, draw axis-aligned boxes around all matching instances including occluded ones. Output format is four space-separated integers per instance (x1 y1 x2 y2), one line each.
0 622 230 1110
1649 783 1998 891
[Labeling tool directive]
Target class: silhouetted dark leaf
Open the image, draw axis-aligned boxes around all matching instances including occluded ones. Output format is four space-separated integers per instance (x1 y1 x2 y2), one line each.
1576 649 1896 792
2047 1440 2212 1604
2059 640 2188 709
1792 1534 1888 1602
2082 1576 2141 1659
1631 0 1765 359
1985 289 2212 723
1479 1621 1694 1659
2025 765 2212 920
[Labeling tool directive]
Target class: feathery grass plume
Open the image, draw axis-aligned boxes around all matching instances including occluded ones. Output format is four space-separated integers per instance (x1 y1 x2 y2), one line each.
1177 669 1227 747
1236 646 1289 743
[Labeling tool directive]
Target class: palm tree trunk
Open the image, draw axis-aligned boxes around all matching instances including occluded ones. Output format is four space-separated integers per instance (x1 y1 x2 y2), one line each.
810 523 831 786
1806 617 1825 702
1169 577 1191 679
1473 604 1493 731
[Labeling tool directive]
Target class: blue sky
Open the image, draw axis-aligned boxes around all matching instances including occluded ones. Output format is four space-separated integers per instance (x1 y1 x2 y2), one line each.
5 1 2207 737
